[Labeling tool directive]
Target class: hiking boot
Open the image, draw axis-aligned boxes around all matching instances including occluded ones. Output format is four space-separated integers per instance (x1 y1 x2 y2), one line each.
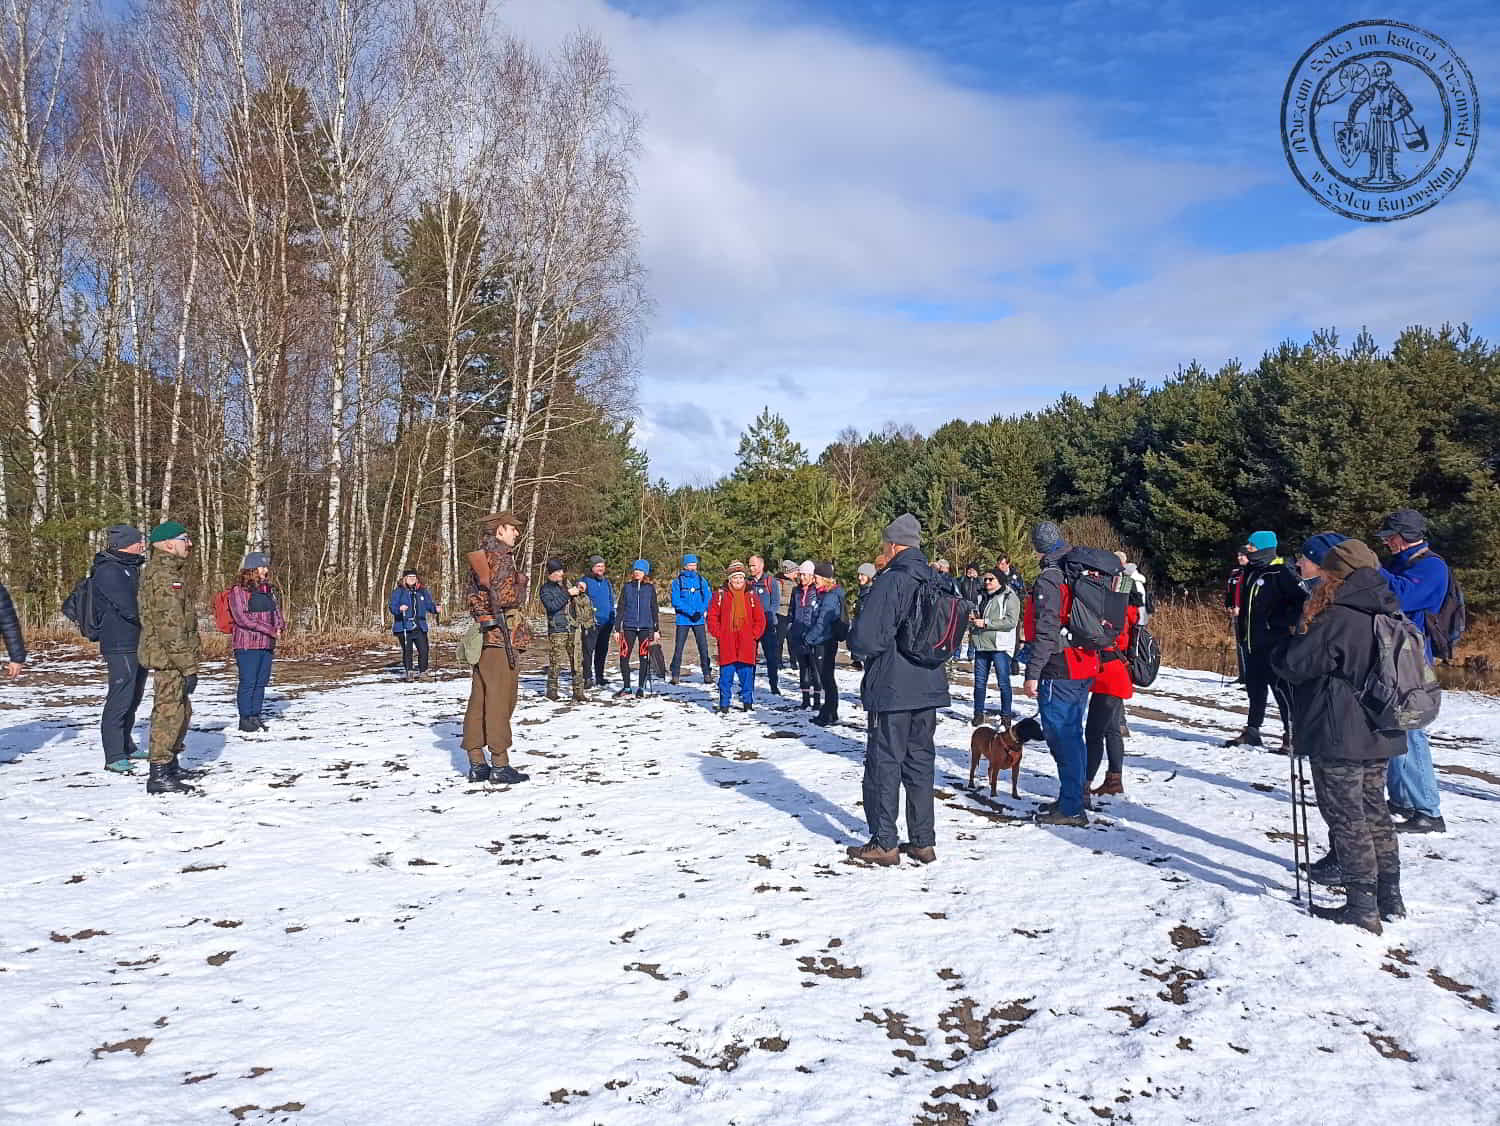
703 671 713 685
1311 882 1382 934
845 841 900 866
1224 726 1262 747
712 705 728 715
635 687 645 699
1305 850 1343 886
738 702 752 713
146 762 193 795
467 762 492 783
670 675 679 686
1034 809 1089 827
104 759 135 775
127 745 147 761
1377 873 1406 921
1091 772 1124 796
238 717 259 733
572 692 587 703
613 687 631 698
971 715 985 727
800 693 811 710
490 765 530 784
1387 799 1416 818
545 690 560 701
900 843 937 865
1394 813 1446 834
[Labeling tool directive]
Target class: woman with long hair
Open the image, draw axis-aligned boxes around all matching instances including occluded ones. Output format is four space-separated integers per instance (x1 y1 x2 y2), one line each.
1272 535 1405 934
228 552 284 732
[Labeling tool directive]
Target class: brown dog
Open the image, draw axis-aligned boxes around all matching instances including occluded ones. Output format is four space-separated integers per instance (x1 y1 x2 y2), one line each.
970 725 1023 798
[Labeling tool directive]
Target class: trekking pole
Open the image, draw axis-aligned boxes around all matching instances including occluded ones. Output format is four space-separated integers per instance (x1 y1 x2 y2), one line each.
1288 745 1304 907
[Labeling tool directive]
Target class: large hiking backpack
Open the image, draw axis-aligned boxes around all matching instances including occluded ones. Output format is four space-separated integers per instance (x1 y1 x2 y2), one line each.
897 571 968 668
61 573 101 641
1059 548 1129 653
1360 611 1441 734
1126 622 1161 687
1423 557 1467 661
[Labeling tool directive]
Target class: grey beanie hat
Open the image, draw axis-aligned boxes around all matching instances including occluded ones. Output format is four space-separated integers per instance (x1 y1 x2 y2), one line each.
779 559 796 573
587 554 605 566
857 562 877 579
242 551 271 570
882 512 921 547
1031 520 1066 555
105 524 144 551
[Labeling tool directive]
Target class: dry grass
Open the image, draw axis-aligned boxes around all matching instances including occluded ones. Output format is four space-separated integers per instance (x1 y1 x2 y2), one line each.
23 624 428 663
1147 596 1241 678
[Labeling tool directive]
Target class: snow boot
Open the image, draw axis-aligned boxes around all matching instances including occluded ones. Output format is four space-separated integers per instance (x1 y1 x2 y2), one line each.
146 761 193 795
490 765 530 784
1311 882 1382 934
1306 850 1344 886
104 759 135 775
900 844 937 865
845 841 900 866
1377 873 1406 921
1091 772 1124 796
467 762 491 783
1224 726 1262 747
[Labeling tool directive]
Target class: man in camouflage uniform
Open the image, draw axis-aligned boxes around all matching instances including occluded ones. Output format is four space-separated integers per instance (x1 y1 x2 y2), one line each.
462 512 529 785
137 521 201 795
572 571 597 691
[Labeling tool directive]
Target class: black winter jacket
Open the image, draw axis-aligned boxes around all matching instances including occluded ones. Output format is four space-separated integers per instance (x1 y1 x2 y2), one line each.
91 549 145 655
539 580 572 635
0 582 24 664
1271 568 1408 763
1238 551 1305 657
847 547 951 713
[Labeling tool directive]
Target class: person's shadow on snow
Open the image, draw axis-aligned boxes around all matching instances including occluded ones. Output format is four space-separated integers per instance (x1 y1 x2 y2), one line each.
697 753 867 843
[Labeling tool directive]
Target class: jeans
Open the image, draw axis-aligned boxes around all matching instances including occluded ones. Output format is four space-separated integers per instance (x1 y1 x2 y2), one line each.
1386 728 1442 817
718 661 754 708
671 622 712 679
101 652 148 764
973 650 1013 718
759 621 782 692
862 708 938 849
1039 678 1092 816
399 629 430 672
235 648 274 719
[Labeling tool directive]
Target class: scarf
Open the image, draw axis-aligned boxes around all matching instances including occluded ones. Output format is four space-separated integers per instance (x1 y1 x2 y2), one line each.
728 587 749 632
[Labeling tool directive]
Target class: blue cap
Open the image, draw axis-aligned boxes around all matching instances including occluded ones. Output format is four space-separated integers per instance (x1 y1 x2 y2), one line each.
633 559 650 575
1299 532 1348 565
683 553 698 565
1245 530 1278 552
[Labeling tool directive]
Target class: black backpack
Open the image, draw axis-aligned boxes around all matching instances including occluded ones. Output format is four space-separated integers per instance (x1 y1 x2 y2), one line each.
897 571 968 668
1416 552 1467 661
62 572 101 642
1058 548 1129 653
1126 622 1161 687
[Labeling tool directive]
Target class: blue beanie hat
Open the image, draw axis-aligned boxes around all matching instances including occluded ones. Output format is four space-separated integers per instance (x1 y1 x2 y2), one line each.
1245 530 1278 552
683 553 698 565
1299 532 1347 565
633 559 650 575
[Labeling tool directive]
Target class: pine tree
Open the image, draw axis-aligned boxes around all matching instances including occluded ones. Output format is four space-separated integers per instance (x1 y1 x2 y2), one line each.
732 408 808 481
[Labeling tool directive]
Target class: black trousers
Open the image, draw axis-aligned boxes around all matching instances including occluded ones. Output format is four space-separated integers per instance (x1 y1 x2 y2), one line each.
399 630 430 672
814 642 838 717
1244 652 1291 730
619 627 654 690
101 651 148 765
588 623 613 685
794 648 818 699
759 621 782 692
1085 692 1125 782
863 708 938 849
671 622 712 679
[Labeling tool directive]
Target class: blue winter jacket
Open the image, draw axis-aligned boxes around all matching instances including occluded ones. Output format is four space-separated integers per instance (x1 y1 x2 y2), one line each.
847 547 951 713
1380 542 1449 661
619 579 660 632
581 573 615 627
747 572 780 624
803 584 846 647
92 549 144 656
670 570 715 626
390 585 438 634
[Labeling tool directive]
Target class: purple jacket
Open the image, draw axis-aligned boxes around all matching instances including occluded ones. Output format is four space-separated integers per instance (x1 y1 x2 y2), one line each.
230 583 285 651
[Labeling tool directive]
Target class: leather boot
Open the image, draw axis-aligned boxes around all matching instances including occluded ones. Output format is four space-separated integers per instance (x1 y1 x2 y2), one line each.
146 762 192 795
1091 772 1124 796
1377 872 1406 921
467 762 491 783
1306 849 1344 886
1311 882 1382 934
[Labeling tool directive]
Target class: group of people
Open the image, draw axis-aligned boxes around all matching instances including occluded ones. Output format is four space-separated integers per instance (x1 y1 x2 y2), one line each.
10 498 1460 937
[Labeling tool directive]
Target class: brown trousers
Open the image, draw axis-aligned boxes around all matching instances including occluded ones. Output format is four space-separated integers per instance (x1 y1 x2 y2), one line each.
462 646 517 766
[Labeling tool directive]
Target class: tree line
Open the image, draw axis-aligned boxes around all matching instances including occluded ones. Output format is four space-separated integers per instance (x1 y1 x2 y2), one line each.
0 0 643 627
585 325 1498 614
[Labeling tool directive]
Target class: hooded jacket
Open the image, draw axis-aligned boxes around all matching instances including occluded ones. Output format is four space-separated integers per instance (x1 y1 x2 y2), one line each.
1023 548 1099 681
670 569 715 626
1271 568 1409 763
91 548 144 655
785 581 821 657
971 585 1021 653
847 547 951 713
539 580 574 636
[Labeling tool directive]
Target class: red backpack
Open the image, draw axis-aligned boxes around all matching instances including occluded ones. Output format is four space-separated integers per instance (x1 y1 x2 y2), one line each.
214 589 234 634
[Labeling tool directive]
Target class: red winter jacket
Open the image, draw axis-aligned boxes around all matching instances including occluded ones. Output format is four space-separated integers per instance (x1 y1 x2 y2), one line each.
1091 604 1139 700
707 587 766 665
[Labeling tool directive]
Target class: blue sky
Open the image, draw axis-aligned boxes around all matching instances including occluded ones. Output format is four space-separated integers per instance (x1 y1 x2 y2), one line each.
504 0 1500 483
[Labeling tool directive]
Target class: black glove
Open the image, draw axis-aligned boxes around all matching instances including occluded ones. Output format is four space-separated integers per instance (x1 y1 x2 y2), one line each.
184 674 198 696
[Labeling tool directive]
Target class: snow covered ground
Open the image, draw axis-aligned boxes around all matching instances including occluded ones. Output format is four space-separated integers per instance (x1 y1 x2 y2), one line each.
3 653 1499 1125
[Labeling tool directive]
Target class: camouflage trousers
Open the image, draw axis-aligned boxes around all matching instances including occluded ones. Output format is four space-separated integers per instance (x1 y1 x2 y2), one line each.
148 668 192 764
1310 759 1399 884
547 633 587 700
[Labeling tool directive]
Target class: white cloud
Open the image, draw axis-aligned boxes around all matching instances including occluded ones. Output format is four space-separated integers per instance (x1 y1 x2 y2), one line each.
498 1 1500 483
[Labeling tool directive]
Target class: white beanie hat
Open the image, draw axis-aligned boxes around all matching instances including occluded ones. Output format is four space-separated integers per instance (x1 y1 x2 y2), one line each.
798 560 815 575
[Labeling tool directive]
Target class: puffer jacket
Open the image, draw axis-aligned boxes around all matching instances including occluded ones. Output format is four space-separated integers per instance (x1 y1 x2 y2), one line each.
138 552 201 674
1271 568 1409 763
619 579 660 632
92 549 144 655
803 584 846 647
785 582 821 657
1092 604 1139 700
0 582 25 664
539 580 572 635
